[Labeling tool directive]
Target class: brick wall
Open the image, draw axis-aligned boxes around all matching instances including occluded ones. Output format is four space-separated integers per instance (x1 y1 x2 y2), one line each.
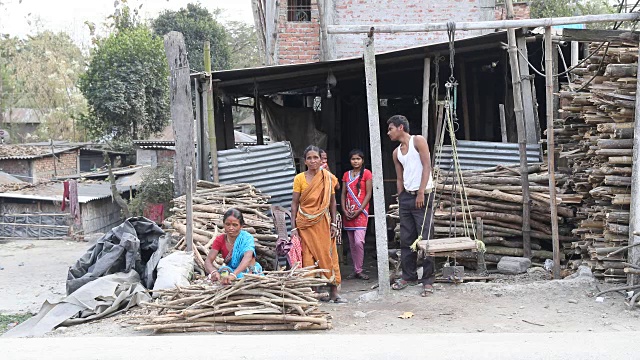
32 150 79 182
272 0 500 63
0 159 31 182
494 2 531 21
275 0 322 64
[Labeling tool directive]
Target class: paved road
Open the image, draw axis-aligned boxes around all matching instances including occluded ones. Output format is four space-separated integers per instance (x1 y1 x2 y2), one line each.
2 332 637 359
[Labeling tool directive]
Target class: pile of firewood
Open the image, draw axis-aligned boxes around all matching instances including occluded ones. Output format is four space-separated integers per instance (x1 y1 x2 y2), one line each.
387 164 580 267
168 181 279 271
433 165 578 266
556 39 638 283
128 266 332 333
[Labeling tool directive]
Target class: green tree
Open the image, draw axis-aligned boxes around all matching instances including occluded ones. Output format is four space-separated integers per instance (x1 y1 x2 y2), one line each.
152 3 230 71
226 21 262 69
530 0 616 29
79 26 169 141
0 32 86 142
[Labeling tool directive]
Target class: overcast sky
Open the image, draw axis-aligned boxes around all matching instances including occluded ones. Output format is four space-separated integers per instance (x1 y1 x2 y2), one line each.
0 0 254 48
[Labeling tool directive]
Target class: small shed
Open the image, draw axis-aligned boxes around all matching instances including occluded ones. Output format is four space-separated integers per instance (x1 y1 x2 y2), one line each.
0 144 82 183
0 180 137 239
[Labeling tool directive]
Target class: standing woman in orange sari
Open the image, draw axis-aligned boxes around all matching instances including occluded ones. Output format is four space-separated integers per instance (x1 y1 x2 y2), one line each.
291 145 346 303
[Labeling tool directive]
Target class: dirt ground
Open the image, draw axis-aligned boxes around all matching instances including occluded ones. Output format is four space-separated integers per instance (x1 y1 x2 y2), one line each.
2 239 640 337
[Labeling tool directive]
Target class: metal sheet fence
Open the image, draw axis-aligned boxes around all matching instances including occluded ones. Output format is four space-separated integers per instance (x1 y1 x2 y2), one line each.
0 213 70 239
435 140 542 171
217 142 296 209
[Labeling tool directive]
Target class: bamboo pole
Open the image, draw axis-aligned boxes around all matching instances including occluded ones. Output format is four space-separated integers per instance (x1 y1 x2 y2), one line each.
545 27 561 279
506 0 531 259
186 166 194 253
364 33 391 296
204 41 219 182
629 43 640 286
327 13 640 34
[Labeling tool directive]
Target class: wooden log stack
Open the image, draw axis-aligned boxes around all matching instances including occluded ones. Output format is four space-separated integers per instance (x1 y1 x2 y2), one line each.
386 164 579 268
433 165 577 267
555 39 638 283
128 266 332 333
167 181 279 271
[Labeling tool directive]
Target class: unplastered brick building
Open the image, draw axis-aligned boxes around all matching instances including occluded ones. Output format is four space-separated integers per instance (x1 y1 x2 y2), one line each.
253 0 530 65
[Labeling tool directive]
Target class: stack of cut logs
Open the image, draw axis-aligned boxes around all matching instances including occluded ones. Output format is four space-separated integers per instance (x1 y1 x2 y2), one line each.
168 181 278 271
129 266 332 333
556 38 638 283
387 164 580 268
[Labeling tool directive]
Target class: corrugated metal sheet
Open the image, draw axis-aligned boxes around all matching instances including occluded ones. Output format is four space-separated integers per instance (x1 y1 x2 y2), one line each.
435 141 542 171
218 141 295 209
0 181 134 204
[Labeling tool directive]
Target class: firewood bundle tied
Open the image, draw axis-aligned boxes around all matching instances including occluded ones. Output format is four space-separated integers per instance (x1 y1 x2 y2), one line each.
128 266 333 333
167 181 279 271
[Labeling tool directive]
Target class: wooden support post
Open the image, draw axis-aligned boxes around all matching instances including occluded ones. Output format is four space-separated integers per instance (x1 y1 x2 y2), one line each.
476 217 487 273
204 41 219 182
628 44 640 285
516 34 538 144
364 34 390 296
186 166 194 253
544 27 561 279
421 57 431 138
194 77 205 180
431 102 445 167
506 0 532 259
552 41 560 121
499 104 508 142
223 94 235 150
471 67 480 141
164 32 196 197
459 59 471 140
254 92 265 145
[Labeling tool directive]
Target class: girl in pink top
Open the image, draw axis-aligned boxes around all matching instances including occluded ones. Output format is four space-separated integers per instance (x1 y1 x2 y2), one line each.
340 149 372 280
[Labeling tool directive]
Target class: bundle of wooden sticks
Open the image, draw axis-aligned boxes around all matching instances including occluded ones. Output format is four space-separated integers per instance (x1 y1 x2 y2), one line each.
168 181 279 271
129 266 332 333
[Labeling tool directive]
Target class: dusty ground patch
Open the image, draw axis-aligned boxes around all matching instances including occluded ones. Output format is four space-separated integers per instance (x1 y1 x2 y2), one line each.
2 239 640 337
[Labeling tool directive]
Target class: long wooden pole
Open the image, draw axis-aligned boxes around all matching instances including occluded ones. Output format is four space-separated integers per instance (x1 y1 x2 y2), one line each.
204 41 219 182
328 13 639 34
186 166 194 253
505 0 532 259
421 57 431 138
164 32 196 197
364 33 390 296
498 104 507 143
545 27 561 279
628 43 640 285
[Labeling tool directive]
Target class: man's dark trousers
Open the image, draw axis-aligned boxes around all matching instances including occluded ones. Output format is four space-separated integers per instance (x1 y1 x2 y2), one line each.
398 190 435 285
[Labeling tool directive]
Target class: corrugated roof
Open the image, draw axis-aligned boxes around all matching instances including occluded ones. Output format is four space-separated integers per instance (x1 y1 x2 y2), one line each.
203 30 513 95
1 108 43 124
0 171 24 185
218 141 296 209
0 144 82 160
0 180 134 204
435 141 542 171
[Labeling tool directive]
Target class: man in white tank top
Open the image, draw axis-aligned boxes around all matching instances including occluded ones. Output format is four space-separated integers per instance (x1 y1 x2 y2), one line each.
387 115 436 297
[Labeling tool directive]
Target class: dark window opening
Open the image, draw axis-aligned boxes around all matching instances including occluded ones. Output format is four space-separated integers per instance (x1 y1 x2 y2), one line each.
287 0 311 22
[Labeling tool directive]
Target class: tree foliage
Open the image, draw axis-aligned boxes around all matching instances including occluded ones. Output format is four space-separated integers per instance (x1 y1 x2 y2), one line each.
226 21 262 69
152 3 230 71
128 166 174 217
530 0 616 29
79 25 169 141
0 32 86 142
